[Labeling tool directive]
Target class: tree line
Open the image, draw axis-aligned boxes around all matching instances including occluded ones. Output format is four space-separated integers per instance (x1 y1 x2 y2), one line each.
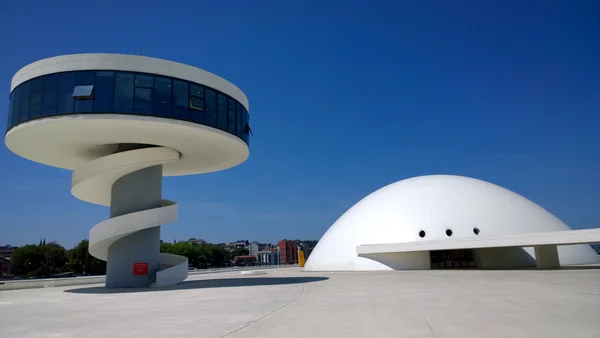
9 239 105 277
160 241 249 269
8 240 251 277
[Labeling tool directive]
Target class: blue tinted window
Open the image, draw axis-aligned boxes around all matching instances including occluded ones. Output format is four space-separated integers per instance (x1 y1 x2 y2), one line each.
153 77 172 117
134 87 153 114
190 96 204 110
188 98 203 123
74 96 93 113
10 87 21 126
134 100 152 114
246 111 251 144
227 98 236 134
73 71 95 112
6 70 249 145
188 85 204 124
114 72 134 112
236 103 244 136
204 88 217 127
19 81 30 121
190 84 204 98
30 90 42 106
242 108 250 143
173 80 188 120
227 98 236 121
134 74 154 114
135 74 153 88
75 71 95 85
57 72 75 114
29 78 43 119
42 74 58 115
8 92 13 127
30 90 42 118
135 87 153 101
93 71 114 112
217 93 227 130
239 106 245 133
73 85 94 97
30 77 42 93
73 75 95 113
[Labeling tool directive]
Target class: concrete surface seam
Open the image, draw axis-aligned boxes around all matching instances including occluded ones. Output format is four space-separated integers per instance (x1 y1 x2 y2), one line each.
219 284 305 337
401 293 436 338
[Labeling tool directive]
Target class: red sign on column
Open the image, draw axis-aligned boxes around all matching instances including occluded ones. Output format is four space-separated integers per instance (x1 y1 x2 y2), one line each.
133 262 149 276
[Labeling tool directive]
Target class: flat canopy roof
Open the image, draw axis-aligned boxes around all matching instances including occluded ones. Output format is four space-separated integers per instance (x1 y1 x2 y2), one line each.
356 228 600 255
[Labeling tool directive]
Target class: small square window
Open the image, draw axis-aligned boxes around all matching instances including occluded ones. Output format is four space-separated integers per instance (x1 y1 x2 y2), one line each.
72 85 94 99
190 96 204 111
135 87 153 101
228 98 236 111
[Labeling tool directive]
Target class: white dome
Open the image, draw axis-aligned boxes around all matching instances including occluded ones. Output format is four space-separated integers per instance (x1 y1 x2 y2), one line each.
304 175 600 271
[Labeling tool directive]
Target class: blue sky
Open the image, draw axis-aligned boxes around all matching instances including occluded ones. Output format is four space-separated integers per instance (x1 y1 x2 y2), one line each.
1 1 599 249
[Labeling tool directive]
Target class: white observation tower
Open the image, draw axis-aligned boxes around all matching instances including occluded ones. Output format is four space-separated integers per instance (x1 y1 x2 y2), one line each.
4 54 251 288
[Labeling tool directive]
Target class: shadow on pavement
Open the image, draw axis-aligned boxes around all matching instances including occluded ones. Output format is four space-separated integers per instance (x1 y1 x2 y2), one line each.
63 276 329 294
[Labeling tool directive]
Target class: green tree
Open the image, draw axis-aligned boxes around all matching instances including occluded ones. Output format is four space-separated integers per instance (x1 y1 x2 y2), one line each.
208 245 229 268
161 242 230 269
10 242 68 277
44 242 68 275
160 241 174 253
160 242 204 268
228 247 249 262
66 240 106 275
10 244 45 276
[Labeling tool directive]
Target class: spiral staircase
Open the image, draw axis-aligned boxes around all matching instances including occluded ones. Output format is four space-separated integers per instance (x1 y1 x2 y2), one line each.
71 146 188 287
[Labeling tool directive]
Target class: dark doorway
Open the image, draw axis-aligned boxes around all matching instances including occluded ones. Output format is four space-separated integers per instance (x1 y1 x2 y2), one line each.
430 249 476 269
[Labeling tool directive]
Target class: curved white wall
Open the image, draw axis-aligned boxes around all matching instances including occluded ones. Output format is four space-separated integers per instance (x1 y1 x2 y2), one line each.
304 175 600 271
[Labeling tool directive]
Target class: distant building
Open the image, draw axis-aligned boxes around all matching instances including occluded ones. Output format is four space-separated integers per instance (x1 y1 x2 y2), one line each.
278 240 299 264
257 249 279 265
234 240 248 249
0 245 16 259
187 238 206 246
249 241 259 258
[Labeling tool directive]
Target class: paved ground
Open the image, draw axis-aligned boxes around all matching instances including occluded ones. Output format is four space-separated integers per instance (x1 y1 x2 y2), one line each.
1 268 599 338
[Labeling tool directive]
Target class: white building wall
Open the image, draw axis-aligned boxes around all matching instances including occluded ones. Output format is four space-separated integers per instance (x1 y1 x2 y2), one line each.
249 241 259 258
304 175 600 271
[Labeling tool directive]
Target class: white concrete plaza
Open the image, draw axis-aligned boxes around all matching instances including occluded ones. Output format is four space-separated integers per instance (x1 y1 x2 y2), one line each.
1 267 599 338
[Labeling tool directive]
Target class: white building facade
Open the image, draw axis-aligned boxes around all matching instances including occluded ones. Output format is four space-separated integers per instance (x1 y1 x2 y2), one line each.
304 175 600 271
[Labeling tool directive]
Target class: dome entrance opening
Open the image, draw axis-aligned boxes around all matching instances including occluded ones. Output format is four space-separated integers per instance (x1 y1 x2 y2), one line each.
418 230 426 238
446 229 453 237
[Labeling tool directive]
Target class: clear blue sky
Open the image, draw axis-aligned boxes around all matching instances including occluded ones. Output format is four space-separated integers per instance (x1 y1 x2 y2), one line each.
1 1 598 249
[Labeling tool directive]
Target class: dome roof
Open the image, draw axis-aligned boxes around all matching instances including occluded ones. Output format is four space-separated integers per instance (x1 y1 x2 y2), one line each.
304 175 599 271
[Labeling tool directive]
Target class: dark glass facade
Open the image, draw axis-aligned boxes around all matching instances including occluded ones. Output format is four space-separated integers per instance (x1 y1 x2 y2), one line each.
6 70 250 145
